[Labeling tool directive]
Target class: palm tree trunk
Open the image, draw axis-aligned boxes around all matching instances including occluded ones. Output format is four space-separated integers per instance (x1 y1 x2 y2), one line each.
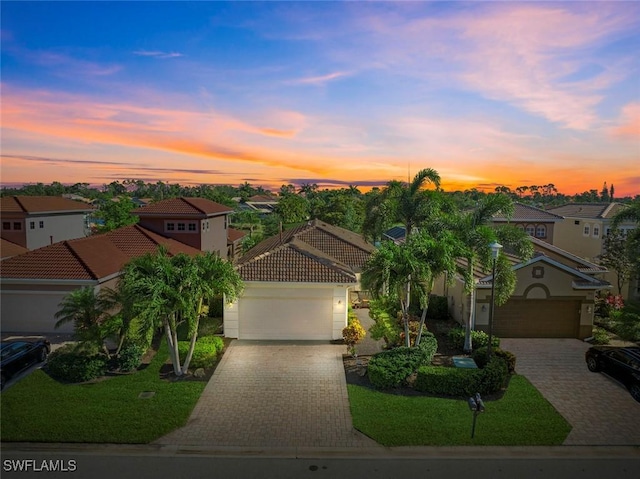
163 317 182 376
463 287 475 353
415 279 434 346
403 279 411 347
181 330 198 374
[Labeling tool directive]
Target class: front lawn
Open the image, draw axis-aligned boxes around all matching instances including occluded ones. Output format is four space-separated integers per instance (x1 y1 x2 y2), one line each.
348 374 571 446
0 341 206 443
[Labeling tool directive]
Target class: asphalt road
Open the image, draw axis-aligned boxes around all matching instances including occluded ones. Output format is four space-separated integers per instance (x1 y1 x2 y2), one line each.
1 447 639 479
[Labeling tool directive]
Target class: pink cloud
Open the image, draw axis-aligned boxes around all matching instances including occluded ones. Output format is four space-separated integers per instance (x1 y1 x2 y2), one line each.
610 103 640 139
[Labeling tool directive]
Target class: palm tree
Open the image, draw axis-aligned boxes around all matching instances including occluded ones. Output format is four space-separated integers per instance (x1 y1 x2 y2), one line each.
54 287 115 357
448 194 534 352
118 247 243 376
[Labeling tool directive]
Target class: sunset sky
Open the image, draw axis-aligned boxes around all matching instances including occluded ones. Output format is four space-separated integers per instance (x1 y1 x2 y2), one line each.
1 1 639 196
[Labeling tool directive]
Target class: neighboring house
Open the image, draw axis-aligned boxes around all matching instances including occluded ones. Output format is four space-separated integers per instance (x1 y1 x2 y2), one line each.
435 237 610 340
227 227 247 263
0 238 29 260
224 219 375 340
492 202 564 244
240 195 279 215
547 202 638 300
0 225 201 333
131 197 233 259
0 196 94 249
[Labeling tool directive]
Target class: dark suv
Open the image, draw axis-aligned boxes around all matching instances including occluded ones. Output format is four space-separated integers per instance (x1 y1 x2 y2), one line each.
585 346 640 403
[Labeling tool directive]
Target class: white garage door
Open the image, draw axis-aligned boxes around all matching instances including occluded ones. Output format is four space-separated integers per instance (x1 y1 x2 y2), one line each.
0 291 74 333
238 288 333 340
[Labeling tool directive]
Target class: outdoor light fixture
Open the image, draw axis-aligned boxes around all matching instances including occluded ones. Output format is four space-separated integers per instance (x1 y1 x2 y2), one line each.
468 392 485 439
487 241 502 361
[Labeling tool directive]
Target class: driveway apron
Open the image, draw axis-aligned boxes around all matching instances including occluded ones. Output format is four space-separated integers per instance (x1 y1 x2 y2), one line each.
156 340 377 448
501 338 640 446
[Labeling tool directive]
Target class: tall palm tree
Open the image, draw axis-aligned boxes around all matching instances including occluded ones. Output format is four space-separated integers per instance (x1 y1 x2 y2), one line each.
448 194 534 352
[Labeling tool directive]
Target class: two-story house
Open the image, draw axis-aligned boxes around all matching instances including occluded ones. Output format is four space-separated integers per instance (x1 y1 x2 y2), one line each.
0 197 234 333
492 203 565 244
0 196 94 250
547 202 638 300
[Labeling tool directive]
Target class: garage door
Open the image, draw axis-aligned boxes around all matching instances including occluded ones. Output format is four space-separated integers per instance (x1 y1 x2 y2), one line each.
493 299 580 338
238 288 333 340
0 291 73 333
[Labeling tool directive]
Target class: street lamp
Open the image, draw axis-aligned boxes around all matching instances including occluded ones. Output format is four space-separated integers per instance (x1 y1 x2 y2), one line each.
487 241 502 361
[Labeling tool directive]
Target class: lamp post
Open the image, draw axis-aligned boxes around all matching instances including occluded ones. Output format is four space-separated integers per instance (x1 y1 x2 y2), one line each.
487 241 502 361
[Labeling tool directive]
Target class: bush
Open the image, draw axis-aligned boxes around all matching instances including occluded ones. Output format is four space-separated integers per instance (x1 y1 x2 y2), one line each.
611 303 640 342
116 342 147 372
414 357 509 397
472 347 517 373
46 347 108 383
368 297 401 347
427 295 450 320
197 336 225 354
590 327 610 345
368 337 438 389
177 338 220 370
447 327 500 351
343 316 366 356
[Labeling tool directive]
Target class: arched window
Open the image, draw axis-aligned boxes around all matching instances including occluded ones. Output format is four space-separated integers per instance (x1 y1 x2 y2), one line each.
525 225 535 236
536 225 546 238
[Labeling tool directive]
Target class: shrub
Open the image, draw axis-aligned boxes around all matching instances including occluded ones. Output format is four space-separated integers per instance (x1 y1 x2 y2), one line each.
46 348 108 383
177 339 219 370
590 327 610 345
427 295 450 320
611 302 640 342
116 342 147 372
368 298 401 347
472 347 517 373
367 339 437 389
447 327 500 351
343 316 366 356
197 336 225 354
414 357 509 397
416 331 438 364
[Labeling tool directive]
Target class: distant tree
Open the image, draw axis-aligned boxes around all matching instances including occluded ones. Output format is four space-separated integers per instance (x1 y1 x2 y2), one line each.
278 184 296 196
601 182 610 202
231 210 261 237
610 184 615 202
95 197 139 233
274 194 309 224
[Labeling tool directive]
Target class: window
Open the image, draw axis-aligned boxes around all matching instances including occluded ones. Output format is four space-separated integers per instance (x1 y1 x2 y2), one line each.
574 220 580 225
206 221 210 231
224 216 228 229
2 222 10 230
166 223 175 231
39 221 44 228
30 221 35 230
535 225 546 238
177 223 186 231
188 223 197 232
593 226 600 237
13 222 22 230
525 225 535 236
583 224 590 236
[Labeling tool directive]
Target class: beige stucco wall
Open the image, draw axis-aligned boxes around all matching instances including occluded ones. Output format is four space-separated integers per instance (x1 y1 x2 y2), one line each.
552 218 605 262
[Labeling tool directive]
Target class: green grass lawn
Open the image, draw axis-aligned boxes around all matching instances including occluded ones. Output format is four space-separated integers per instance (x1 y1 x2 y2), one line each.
348 375 571 446
0 341 206 444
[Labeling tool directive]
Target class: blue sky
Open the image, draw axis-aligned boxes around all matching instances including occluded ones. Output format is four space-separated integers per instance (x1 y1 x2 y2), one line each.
1 1 639 195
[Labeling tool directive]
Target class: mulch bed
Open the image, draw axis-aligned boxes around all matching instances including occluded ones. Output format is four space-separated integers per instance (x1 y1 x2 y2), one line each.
343 317 508 400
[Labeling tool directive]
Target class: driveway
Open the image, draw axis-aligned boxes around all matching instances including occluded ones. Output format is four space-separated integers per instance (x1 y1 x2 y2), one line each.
156 340 378 449
501 338 640 446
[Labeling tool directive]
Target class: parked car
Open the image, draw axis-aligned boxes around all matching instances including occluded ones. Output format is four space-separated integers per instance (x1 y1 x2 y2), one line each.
585 346 640 403
0 339 51 390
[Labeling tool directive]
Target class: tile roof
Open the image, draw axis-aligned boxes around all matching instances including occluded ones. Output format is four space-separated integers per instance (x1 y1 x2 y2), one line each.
0 225 202 281
236 219 375 283
0 238 29 259
1 196 94 214
547 202 629 219
493 203 564 222
132 197 233 217
227 228 246 243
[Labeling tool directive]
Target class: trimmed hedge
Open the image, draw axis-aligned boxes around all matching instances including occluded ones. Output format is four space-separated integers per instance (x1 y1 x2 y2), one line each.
368 334 438 389
46 348 108 383
414 357 509 397
472 347 517 374
116 342 147 372
447 327 500 351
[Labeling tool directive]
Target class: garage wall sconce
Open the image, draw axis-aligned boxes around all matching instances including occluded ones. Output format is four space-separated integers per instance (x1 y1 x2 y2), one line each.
481 305 487 313
587 306 592 314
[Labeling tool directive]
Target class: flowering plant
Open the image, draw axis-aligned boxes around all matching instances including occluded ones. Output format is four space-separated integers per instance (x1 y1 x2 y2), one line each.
605 294 625 310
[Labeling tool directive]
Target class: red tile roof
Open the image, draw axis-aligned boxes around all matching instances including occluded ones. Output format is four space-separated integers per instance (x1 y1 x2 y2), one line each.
132 197 232 216
236 219 375 283
0 238 29 259
227 228 246 243
1 196 94 214
0 225 202 281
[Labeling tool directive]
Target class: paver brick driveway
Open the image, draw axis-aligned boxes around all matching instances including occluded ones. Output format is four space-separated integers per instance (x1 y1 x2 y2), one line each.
156 340 377 448
501 338 640 446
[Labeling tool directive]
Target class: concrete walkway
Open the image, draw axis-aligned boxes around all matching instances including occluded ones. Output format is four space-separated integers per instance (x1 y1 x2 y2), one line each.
156 340 378 449
501 338 640 446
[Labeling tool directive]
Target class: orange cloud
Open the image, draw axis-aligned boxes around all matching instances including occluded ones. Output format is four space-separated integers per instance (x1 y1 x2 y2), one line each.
610 103 640 139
